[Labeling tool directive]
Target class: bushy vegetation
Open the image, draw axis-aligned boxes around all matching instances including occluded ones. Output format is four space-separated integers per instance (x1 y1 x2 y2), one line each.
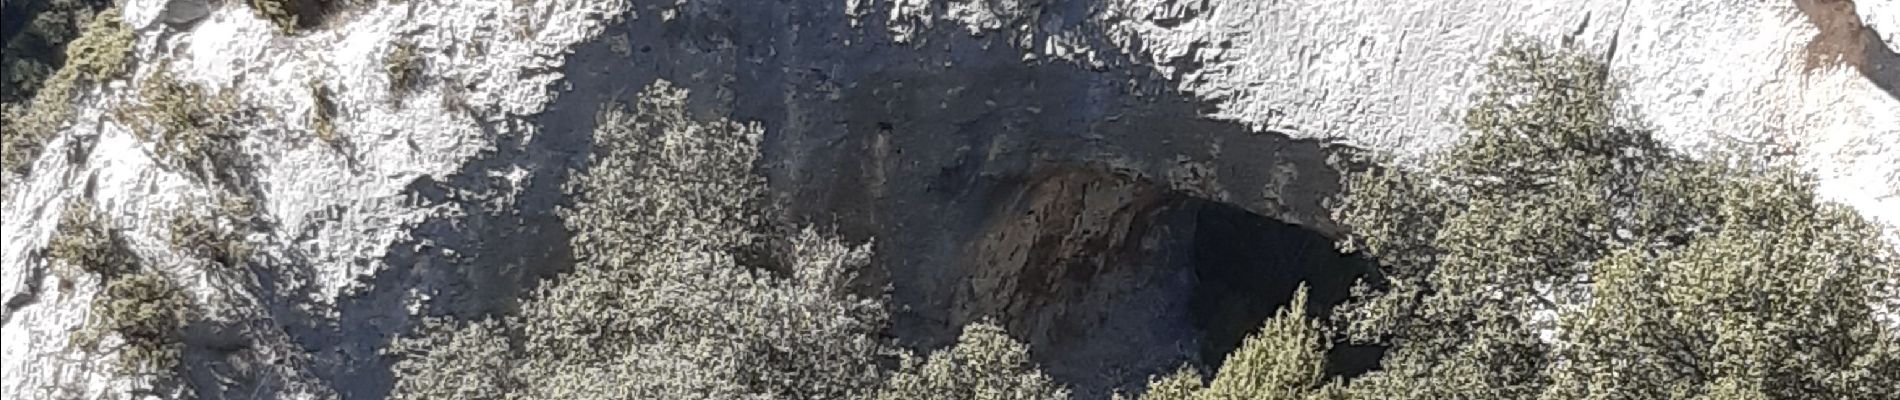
49 199 132 279
1 0 115 104
246 0 337 34
390 41 1897 400
385 40 422 97
168 210 249 269
52 199 195 378
1 6 131 175
1326 39 1899 400
83 269 193 375
122 65 242 177
877 322 1072 400
1130 287 1343 400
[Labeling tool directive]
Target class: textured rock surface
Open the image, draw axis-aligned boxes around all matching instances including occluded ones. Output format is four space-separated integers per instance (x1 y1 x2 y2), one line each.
1102 0 1899 234
2 0 1896 398
3 0 629 397
936 166 1364 397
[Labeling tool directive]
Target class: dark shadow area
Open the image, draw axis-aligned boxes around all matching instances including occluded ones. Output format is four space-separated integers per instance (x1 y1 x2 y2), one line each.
1796 0 1900 101
275 0 1376 398
310 110 591 400
931 165 1376 397
1188 200 1372 372
181 203 338 399
534 0 1371 397
179 88 592 400
266 0 343 32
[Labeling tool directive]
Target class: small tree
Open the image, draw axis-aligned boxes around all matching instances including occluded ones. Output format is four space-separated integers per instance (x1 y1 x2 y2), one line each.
246 0 335 34
1336 38 1644 400
390 81 892 400
123 64 240 176
1133 287 1343 400
878 322 1072 400
83 270 193 375
49 199 132 279
384 40 422 98
2 6 133 175
1332 38 1900 400
1541 166 1900 400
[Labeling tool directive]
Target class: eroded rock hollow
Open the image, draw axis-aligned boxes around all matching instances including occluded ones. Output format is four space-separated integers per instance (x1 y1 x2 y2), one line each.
931 166 1367 396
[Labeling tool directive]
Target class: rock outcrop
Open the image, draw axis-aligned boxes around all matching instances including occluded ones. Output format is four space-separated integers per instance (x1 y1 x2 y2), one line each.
3 0 1895 398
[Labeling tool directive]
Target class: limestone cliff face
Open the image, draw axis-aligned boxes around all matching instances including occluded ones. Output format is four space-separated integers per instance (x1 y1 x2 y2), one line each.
1098 0 1900 231
2 0 1895 398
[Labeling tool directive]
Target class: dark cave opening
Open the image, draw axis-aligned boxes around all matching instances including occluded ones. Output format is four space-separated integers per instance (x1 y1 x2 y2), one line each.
947 167 1379 397
1186 200 1382 377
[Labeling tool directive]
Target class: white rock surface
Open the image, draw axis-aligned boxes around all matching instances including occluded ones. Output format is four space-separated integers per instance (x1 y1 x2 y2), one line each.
2 0 629 397
1097 0 1899 238
1865 0 1900 50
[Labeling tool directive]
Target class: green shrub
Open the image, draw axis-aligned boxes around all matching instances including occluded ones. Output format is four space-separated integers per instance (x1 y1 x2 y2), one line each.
390 81 891 399
167 210 249 269
48 199 132 279
1 6 131 175
123 65 240 175
1 0 119 104
1333 39 1900 400
877 322 1072 400
306 79 336 143
387 318 516 400
1538 167 1900 400
56 6 132 87
1130 287 1343 400
384 40 421 97
1132 368 1207 400
83 270 192 375
246 0 335 34
218 193 259 223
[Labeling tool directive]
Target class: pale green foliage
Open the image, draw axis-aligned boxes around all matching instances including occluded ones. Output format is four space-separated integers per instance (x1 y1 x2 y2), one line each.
125 65 240 172
1541 167 1900 400
49 199 132 279
247 0 299 33
1198 287 1342 400
307 80 337 143
1132 287 1344 400
1131 368 1206 400
388 318 516 400
504 227 888 400
385 40 422 96
167 210 249 269
1334 38 1900 400
390 81 891 400
2 6 131 174
83 270 193 375
877 322 1071 400
2 0 115 104
53 5 131 87
247 0 333 34
52 199 194 377
561 80 767 272
1336 39 1641 400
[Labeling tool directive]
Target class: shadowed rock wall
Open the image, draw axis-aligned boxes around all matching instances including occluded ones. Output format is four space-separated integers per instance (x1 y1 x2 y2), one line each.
543 3 1366 396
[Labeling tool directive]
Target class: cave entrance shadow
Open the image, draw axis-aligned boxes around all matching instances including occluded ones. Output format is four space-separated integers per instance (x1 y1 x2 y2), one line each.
540 0 1387 397
1188 200 1384 379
